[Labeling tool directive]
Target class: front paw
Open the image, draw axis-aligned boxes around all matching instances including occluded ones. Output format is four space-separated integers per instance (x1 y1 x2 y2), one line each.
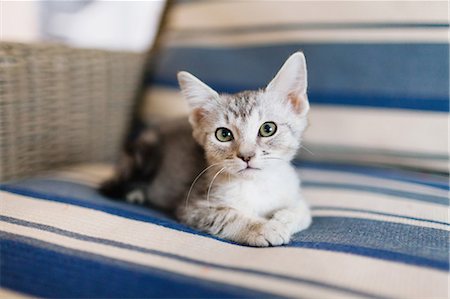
245 220 291 247
273 206 312 234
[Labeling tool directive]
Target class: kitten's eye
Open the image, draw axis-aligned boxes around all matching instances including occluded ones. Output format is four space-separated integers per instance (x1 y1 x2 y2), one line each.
215 127 234 142
259 122 277 137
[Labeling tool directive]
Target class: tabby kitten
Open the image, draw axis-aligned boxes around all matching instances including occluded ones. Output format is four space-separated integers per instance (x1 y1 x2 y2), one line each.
101 52 312 246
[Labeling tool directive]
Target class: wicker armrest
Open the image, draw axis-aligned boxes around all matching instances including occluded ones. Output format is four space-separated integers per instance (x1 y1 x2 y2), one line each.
0 42 145 181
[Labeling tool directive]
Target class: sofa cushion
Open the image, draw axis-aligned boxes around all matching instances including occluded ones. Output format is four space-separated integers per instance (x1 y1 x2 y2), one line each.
142 1 449 172
1 162 448 298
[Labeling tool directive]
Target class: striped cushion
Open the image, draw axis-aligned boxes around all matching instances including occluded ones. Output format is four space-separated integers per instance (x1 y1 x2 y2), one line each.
143 1 449 172
1 162 448 298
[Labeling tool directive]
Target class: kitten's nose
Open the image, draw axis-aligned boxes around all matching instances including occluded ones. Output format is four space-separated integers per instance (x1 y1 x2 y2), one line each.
237 153 255 162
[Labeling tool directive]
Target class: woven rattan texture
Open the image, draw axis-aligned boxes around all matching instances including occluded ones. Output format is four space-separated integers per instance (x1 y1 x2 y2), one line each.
0 43 145 181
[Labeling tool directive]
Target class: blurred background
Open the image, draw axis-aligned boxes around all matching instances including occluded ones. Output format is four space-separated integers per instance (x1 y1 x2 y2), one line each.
2 0 165 52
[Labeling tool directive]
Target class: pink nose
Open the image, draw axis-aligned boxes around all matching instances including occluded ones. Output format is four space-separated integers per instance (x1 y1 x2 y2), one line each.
237 153 255 162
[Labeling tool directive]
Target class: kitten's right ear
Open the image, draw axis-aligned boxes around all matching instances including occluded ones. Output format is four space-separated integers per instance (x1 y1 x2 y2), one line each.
266 52 309 117
177 71 219 110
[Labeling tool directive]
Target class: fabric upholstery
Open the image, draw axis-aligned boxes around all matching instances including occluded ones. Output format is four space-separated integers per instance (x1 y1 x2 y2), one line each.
1 162 448 298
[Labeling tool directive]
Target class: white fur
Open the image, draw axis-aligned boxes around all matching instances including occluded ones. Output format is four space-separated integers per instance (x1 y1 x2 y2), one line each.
177 71 220 110
215 163 302 217
267 52 308 95
126 189 145 205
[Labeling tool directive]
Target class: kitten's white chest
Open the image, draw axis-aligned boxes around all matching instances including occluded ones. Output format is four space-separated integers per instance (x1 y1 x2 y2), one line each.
220 164 300 218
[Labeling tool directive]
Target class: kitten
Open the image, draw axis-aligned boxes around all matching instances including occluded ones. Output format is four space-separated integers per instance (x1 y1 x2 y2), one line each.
101 52 312 246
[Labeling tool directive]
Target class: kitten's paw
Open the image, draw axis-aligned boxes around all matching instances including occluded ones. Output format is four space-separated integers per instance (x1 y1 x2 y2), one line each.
245 232 270 247
273 204 312 234
245 221 291 247
263 220 292 246
126 190 145 205
272 209 297 232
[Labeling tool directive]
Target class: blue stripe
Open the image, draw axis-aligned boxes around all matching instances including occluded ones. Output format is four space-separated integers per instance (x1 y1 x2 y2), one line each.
295 161 450 190
147 44 449 111
296 217 449 271
171 22 450 36
0 232 280 298
1 186 448 270
306 92 448 112
0 216 389 299
303 181 448 206
311 206 450 226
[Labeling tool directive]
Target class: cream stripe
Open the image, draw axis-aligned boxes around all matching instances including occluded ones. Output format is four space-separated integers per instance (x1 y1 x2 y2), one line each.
143 87 448 155
306 106 448 155
36 173 101 188
0 289 33 299
39 163 115 187
57 163 114 178
1 193 448 299
163 28 449 47
304 188 449 224
169 1 448 29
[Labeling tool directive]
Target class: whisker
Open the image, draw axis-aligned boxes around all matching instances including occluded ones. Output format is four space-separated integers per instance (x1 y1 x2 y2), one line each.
185 162 225 209
301 145 315 156
261 157 283 161
206 167 226 209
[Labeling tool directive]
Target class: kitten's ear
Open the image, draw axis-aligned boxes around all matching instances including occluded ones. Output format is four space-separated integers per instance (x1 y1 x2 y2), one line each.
177 71 219 110
177 71 218 143
266 52 309 116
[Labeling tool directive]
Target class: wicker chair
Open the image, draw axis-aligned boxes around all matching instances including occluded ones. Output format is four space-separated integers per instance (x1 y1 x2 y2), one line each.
0 42 145 181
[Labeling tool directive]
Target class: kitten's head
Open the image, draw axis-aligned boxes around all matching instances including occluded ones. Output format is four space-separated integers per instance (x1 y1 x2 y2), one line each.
177 52 309 177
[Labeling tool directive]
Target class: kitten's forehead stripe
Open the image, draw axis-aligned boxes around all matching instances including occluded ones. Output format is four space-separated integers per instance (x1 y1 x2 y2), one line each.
225 90 260 119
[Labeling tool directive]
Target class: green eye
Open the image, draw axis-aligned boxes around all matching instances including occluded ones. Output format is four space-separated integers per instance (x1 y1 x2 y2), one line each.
259 122 277 137
215 127 234 142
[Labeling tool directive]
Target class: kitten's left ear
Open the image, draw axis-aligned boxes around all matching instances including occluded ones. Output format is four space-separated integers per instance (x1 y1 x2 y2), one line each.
266 52 309 116
177 71 219 110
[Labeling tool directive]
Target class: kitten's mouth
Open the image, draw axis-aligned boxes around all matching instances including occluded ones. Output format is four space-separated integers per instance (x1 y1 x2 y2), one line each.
238 166 261 173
